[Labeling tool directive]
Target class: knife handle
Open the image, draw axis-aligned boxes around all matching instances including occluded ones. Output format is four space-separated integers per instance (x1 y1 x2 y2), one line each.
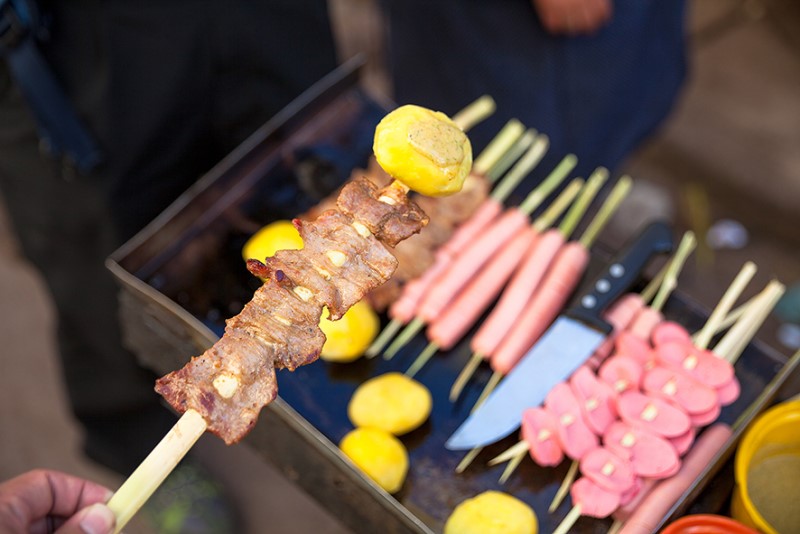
567 221 674 335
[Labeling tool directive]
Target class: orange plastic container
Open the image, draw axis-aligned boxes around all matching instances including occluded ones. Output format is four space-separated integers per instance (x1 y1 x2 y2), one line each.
731 398 800 534
661 514 759 534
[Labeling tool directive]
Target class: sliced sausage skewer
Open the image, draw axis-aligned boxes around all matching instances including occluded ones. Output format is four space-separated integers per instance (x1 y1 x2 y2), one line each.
547 233 697 510
609 278 783 532
487 234 696 500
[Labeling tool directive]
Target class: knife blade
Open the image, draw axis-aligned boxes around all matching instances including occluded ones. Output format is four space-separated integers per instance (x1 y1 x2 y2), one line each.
446 221 673 450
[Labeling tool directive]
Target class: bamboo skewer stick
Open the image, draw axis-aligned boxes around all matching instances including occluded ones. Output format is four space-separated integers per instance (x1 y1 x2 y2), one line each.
553 505 583 534
550 460 580 513
451 95 496 131
471 120 525 177
106 409 207 533
455 447 484 474
650 231 696 313
639 262 667 306
727 285 784 364
713 280 785 364
449 351 482 402
694 261 757 349
499 449 527 485
691 298 750 345
364 318 403 360
471 370 503 413
487 440 530 467
484 130 537 183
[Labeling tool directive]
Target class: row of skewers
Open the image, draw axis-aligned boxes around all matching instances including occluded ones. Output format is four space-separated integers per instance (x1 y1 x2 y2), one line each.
484 256 785 533
336 104 789 531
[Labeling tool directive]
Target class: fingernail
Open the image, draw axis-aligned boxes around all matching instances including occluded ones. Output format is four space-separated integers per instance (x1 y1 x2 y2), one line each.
80 503 116 534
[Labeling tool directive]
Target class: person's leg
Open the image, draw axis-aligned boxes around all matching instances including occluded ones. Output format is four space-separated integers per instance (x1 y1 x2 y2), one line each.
0 62 178 475
0 4 239 529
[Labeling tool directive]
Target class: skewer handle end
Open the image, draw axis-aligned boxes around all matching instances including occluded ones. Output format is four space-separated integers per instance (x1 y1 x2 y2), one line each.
107 409 208 533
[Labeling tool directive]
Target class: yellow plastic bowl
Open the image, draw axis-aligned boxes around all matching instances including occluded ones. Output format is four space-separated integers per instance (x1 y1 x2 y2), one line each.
732 398 800 533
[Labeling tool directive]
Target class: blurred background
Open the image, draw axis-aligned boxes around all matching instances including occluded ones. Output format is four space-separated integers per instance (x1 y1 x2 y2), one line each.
1 0 798 532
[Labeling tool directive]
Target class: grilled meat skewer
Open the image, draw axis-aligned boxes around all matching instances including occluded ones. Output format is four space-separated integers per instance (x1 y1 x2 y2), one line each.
155 176 428 444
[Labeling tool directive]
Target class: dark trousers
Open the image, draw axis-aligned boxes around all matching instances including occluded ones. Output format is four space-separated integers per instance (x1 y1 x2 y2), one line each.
0 0 337 473
383 0 687 191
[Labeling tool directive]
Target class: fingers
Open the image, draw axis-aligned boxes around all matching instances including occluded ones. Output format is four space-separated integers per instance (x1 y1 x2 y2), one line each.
533 0 613 36
0 470 113 532
582 0 613 32
565 0 612 36
54 503 116 534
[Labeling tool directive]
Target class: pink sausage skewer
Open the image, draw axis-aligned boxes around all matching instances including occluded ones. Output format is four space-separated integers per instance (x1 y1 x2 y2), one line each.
406 179 586 378
491 241 591 375
381 152 576 359
617 391 692 439
580 447 637 494
603 421 681 479
470 227 566 358
486 171 624 377
428 227 536 351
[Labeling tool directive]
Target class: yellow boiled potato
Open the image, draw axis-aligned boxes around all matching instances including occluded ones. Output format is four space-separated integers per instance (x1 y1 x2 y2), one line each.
348 372 432 435
373 104 472 197
444 491 538 534
319 300 379 363
242 220 303 262
339 427 409 494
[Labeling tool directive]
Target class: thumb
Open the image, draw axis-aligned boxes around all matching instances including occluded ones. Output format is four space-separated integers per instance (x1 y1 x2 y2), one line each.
55 503 116 534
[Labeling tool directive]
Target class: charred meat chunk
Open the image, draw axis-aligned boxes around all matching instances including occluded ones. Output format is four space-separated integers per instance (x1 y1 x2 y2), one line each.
337 176 428 247
157 176 427 444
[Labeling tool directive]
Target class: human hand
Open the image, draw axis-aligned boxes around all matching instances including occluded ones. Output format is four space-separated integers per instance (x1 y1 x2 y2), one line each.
532 0 613 36
0 469 116 534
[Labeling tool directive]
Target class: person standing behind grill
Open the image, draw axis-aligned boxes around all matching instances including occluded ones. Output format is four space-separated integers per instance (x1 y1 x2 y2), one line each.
380 0 687 189
0 0 338 531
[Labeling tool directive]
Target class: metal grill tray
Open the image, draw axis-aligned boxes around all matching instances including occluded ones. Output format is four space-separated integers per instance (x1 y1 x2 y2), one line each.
108 60 794 534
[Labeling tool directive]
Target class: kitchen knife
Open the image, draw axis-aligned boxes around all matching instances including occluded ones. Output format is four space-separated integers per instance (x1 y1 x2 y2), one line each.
446 221 673 450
